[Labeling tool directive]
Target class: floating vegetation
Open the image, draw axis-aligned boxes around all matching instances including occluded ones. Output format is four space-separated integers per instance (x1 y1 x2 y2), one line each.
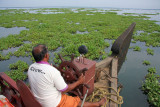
112 40 115 44
9 60 29 72
146 48 154 55
131 40 136 43
147 67 156 74
142 60 150 66
142 13 160 15
133 46 141 51
123 13 138 15
133 32 160 47
135 30 145 36
0 35 23 50
123 13 159 16
0 52 11 60
141 67 160 107
0 8 159 70
5 60 29 81
109 9 122 11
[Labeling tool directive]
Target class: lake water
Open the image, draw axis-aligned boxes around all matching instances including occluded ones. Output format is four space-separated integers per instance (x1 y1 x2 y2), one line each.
103 8 160 106
0 27 29 38
119 41 160 107
0 7 160 107
0 56 32 72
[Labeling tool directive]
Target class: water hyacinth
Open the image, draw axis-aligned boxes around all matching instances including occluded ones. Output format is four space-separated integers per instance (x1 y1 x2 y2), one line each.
0 8 160 106
142 67 160 107
5 60 29 81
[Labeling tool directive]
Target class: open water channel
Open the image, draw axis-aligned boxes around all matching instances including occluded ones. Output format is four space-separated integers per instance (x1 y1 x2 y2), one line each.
114 8 160 107
0 7 160 107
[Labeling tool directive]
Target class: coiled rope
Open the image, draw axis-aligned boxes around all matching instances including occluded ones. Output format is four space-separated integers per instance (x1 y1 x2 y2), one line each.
86 68 123 107
86 86 123 107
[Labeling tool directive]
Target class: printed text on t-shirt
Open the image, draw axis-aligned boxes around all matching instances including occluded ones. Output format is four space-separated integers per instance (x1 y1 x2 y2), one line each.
30 67 45 74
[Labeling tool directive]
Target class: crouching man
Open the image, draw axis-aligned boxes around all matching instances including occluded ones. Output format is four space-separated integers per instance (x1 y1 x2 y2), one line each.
28 44 106 107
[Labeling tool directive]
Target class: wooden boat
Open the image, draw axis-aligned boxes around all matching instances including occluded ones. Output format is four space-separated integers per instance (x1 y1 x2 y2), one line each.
0 22 136 107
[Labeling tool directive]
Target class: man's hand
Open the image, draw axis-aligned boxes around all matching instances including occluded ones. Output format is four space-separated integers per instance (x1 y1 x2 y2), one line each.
78 74 85 84
61 74 85 94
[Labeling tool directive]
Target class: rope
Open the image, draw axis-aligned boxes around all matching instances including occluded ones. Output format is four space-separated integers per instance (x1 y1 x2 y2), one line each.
85 68 123 107
86 86 123 107
86 75 95 84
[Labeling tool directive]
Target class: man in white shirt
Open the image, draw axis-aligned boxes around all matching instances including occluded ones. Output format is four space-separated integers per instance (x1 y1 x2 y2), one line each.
28 44 106 107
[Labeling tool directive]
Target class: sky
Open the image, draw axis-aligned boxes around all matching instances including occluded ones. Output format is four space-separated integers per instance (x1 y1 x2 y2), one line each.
0 0 160 9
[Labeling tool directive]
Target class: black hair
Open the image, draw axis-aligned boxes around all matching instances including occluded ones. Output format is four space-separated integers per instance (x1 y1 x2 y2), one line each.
32 44 48 62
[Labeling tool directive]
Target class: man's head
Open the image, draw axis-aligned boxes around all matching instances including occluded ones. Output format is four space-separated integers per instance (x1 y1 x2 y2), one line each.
32 44 49 62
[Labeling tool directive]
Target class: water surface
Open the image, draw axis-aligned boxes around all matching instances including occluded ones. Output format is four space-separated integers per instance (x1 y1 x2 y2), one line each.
0 27 29 38
118 41 160 107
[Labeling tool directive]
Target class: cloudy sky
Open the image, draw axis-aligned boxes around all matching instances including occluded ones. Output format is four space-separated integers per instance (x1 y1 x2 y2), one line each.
0 0 160 9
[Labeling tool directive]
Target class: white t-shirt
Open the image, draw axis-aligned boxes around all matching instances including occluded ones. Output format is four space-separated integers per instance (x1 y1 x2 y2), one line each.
28 62 67 107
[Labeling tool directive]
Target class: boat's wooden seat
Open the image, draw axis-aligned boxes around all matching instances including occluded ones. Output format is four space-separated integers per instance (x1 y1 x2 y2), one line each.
0 72 23 107
0 72 42 107
16 80 42 107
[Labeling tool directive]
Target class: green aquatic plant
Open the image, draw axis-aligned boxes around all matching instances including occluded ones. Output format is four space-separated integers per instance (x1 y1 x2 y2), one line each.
142 13 159 15
105 41 110 47
112 40 115 44
131 40 136 43
107 51 112 56
0 9 159 60
101 54 107 60
13 43 32 57
0 34 23 50
0 8 160 68
147 67 156 74
0 53 10 60
123 13 138 15
141 67 160 107
133 46 141 51
5 70 27 81
143 60 150 66
146 48 154 55
4 60 29 81
109 9 121 11
9 60 29 72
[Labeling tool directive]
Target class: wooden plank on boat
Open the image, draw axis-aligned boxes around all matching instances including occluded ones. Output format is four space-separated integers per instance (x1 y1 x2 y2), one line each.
94 23 136 107
96 56 113 69
95 57 113 82
110 58 118 107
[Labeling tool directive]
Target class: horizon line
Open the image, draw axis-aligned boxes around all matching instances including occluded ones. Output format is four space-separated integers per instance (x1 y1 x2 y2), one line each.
0 6 160 10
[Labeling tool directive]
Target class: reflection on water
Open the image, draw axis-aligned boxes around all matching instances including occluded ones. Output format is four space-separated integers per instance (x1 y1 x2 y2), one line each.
23 9 65 14
23 41 32 44
118 41 160 107
135 30 145 35
1 41 32 55
0 27 29 38
1 47 19 55
0 56 32 72
113 9 160 25
104 39 113 52
76 31 89 34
